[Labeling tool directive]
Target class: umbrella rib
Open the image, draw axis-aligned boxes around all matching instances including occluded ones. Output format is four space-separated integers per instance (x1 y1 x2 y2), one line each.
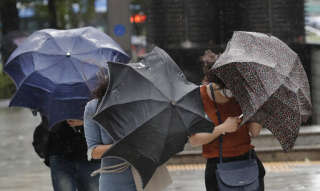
8 73 51 109
130 103 169 132
98 99 169 115
175 97 206 118
54 96 89 101
20 81 52 93
175 105 205 128
41 31 68 53
108 105 169 154
234 62 279 111
127 66 170 100
156 47 177 99
157 109 175 163
5 51 63 70
257 98 301 130
68 28 92 54
68 58 92 86
70 50 112 68
12 54 64 93
246 85 300 125
256 83 299 118
71 47 127 58
35 56 67 75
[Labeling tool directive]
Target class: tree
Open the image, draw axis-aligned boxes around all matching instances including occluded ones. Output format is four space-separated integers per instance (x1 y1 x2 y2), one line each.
48 0 58 28
0 0 20 35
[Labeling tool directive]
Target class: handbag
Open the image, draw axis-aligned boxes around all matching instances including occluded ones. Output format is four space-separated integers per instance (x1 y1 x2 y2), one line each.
210 84 260 191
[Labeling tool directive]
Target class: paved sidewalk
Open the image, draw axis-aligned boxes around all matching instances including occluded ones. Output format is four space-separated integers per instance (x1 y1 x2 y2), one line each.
167 161 320 191
1 161 320 191
1 101 319 191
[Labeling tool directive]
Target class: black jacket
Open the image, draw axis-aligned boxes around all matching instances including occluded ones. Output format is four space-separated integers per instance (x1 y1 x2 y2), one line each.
32 116 90 166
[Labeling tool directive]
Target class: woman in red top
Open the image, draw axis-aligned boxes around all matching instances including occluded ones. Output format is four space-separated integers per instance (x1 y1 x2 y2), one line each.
189 50 265 191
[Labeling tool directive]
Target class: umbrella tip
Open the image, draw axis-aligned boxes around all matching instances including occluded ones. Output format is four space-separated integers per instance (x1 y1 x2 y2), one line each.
66 52 71 57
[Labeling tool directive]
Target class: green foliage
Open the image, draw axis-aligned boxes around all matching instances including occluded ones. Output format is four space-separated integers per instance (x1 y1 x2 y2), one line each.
0 72 15 99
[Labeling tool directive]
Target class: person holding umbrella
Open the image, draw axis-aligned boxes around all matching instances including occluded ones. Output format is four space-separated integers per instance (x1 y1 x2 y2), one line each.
3 27 131 191
33 115 100 191
188 50 266 191
83 71 137 191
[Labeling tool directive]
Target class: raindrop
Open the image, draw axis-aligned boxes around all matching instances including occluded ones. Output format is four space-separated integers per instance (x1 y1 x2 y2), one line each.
132 62 146 69
178 71 189 84
178 72 185 79
112 89 119 94
111 88 120 99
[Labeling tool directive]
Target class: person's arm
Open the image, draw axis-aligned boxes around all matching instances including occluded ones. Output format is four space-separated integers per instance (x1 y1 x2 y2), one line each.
247 122 262 137
83 101 111 160
189 116 241 147
91 145 112 159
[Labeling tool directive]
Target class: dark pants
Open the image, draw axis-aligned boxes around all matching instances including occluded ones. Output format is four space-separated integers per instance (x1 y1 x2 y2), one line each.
205 151 265 191
49 155 100 191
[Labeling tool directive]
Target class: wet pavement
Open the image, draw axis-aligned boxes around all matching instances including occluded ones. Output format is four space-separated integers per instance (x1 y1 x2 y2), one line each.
1 100 320 191
2 161 320 191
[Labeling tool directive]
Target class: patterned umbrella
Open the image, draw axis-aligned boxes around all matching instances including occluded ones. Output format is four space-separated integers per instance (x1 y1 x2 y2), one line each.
212 31 312 151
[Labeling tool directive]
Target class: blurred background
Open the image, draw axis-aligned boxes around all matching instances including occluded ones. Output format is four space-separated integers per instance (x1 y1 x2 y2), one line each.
0 0 319 96
0 0 319 109
1 0 320 190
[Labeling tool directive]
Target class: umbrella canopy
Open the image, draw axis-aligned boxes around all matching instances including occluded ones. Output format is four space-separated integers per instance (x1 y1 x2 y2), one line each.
94 47 212 187
212 31 312 151
4 27 130 127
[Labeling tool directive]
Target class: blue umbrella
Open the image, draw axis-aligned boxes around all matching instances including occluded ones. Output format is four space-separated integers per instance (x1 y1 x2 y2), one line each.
4 27 130 127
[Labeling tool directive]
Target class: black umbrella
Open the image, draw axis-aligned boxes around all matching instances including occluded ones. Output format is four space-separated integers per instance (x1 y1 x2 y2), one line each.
94 47 212 187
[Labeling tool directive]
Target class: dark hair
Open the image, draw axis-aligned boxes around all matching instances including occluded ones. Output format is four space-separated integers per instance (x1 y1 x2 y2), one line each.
200 49 226 89
92 69 109 101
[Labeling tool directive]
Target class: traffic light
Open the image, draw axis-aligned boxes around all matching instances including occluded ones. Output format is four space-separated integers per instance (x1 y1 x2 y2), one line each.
130 13 146 23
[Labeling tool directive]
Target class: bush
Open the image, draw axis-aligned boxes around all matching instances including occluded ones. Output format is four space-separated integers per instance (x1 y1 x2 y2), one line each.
0 72 15 99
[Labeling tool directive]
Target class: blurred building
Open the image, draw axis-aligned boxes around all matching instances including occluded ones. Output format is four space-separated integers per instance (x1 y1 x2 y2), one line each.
146 0 306 84
146 0 315 124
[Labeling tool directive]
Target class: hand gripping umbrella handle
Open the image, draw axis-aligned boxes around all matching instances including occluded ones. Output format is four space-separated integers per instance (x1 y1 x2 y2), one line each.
210 85 246 163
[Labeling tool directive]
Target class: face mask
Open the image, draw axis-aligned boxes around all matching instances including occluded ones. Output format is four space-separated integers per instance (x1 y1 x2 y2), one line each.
219 89 233 98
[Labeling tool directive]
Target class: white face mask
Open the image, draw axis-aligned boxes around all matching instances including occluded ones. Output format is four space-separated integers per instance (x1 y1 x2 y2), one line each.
219 89 233 98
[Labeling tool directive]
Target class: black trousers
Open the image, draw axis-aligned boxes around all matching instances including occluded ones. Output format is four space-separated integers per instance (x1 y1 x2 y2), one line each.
205 150 265 191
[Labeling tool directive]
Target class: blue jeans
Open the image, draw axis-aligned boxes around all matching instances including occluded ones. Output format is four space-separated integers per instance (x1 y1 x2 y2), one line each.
49 155 100 191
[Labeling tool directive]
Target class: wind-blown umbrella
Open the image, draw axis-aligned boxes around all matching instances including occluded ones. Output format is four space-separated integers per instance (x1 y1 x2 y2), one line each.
94 47 212 187
212 31 312 151
4 27 130 127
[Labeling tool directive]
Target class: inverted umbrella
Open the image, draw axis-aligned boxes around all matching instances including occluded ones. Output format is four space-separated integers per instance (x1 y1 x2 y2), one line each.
4 27 130 127
94 47 212 187
212 31 312 151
